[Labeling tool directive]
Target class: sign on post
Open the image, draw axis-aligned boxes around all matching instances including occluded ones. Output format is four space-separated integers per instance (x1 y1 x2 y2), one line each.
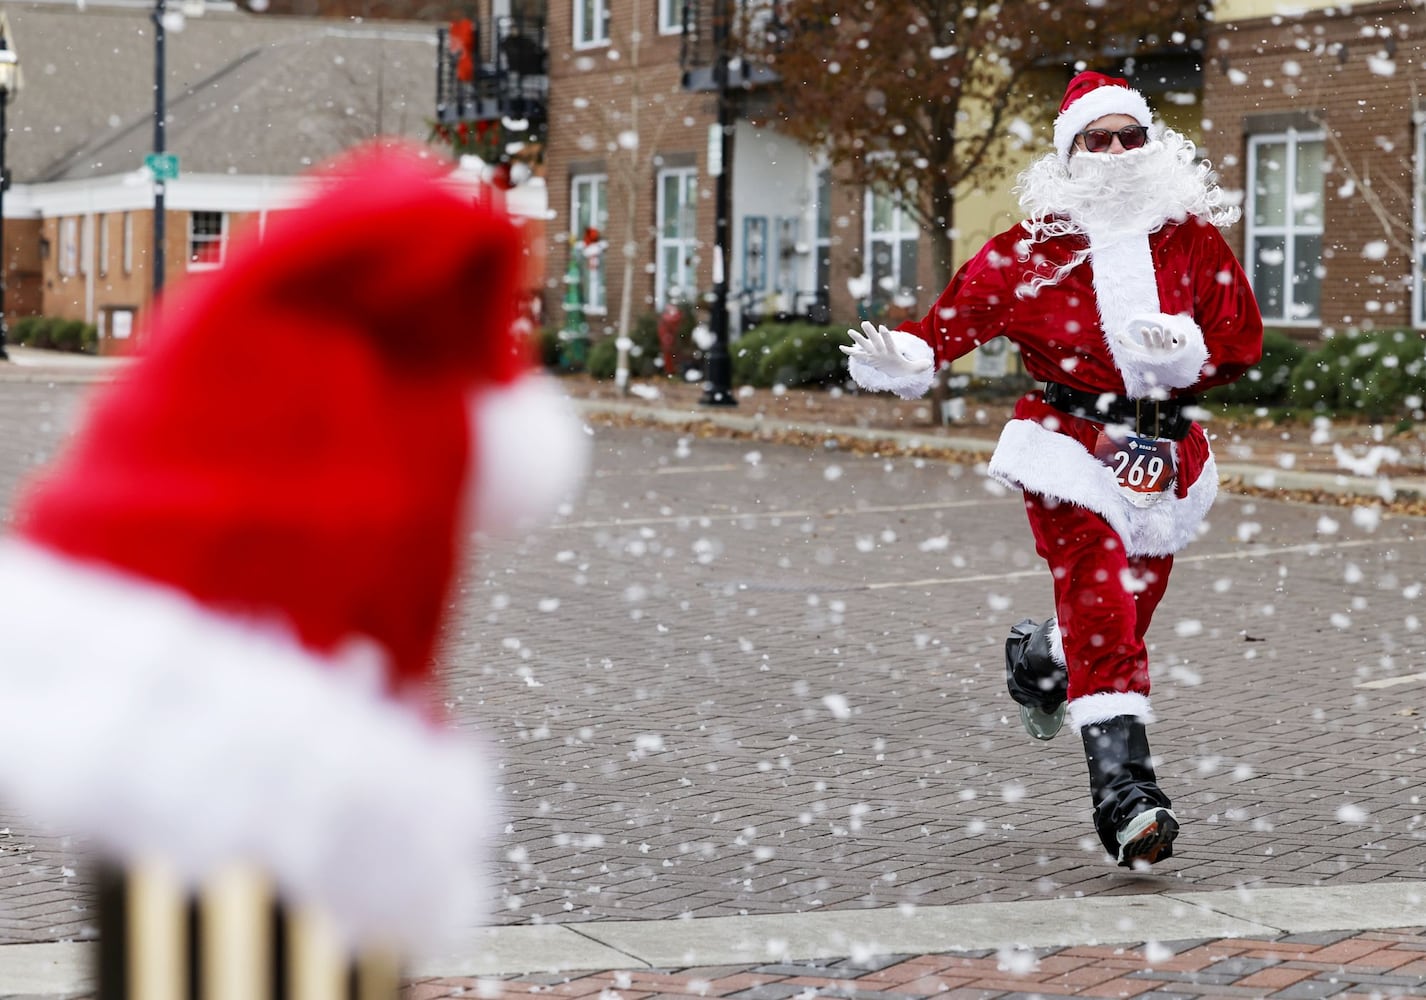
144 153 180 181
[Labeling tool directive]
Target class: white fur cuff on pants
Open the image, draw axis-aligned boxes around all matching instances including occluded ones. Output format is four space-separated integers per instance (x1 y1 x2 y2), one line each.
1068 691 1155 733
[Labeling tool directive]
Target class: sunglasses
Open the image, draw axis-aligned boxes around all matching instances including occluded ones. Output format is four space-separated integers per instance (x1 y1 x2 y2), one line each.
1077 125 1149 153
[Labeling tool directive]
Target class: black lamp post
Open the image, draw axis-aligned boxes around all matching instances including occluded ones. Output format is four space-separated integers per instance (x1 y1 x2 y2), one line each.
0 32 18 362
152 0 168 299
697 0 736 407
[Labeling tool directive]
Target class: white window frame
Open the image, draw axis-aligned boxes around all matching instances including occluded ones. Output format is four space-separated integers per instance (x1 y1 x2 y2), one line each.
574 0 610 48
655 166 698 307
813 166 832 307
122 213 134 275
863 183 919 309
1414 111 1426 329
1245 128 1325 326
571 173 609 315
657 0 681 34
187 210 228 271
59 217 79 277
98 213 110 277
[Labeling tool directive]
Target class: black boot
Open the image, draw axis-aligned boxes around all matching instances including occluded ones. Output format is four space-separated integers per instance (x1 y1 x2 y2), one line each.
1081 715 1178 867
1005 618 1067 740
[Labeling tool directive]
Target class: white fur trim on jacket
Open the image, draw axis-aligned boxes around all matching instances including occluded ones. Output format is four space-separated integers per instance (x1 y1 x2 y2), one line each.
1068 692 1155 733
0 540 498 954
1106 313 1210 398
846 331 936 400
987 418 1218 557
1088 234 1209 398
1054 88 1153 165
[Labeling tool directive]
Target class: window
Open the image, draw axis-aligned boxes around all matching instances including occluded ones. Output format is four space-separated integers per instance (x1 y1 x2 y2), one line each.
658 0 681 34
59 217 79 277
864 184 919 311
97 214 109 277
188 211 228 270
122 213 134 274
814 167 832 309
1246 129 1325 324
574 0 609 47
774 216 800 296
742 216 768 294
655 167 698 306
570 173 608 314
1415 113 1426 328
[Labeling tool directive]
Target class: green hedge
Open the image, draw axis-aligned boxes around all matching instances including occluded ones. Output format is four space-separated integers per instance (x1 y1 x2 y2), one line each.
9 315 99 354
588 308 701 380
1201 328 1307 408
732 320 848 389
1286 328 1425 420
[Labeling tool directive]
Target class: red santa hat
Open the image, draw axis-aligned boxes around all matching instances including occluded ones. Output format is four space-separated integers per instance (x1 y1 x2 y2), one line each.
0 141 587 951
1053 70 1154 165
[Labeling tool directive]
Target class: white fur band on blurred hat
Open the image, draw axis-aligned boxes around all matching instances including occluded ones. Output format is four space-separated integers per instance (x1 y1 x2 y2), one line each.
1053 71 1154 165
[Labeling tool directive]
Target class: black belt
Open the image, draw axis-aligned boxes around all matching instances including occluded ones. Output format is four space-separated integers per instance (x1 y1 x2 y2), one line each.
1042 382 1196 441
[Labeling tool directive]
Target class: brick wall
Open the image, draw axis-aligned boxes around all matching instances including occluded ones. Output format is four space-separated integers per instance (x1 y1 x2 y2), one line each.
1203 0 1424 333
543 0 713 337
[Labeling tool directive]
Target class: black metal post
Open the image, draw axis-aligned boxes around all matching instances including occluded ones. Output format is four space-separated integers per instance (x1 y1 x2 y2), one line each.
0 33 11 362
152 0 167 299
698 0 735 407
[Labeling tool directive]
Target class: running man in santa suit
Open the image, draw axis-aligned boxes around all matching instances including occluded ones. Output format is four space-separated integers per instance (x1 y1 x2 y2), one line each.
843 71 1263 867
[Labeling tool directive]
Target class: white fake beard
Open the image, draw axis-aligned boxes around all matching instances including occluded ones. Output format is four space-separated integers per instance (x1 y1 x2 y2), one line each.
1016 129 1241 244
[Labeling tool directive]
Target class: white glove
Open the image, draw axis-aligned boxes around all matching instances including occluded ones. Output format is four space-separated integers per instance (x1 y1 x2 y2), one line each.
840 321 934 377
1125 316 1182 356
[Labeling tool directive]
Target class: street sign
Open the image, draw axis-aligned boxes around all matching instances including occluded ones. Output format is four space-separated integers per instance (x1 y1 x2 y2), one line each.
144 153 179 181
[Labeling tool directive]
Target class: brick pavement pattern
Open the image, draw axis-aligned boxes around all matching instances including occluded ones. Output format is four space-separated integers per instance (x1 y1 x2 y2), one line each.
400 928 1426 998
0 375 1425 993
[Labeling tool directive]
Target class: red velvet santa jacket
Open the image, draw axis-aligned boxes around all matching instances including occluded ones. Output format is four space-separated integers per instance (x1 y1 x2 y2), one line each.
893 216 1262 556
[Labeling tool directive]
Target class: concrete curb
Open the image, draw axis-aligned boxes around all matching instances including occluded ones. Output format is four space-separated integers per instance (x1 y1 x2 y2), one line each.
5 881 1423 991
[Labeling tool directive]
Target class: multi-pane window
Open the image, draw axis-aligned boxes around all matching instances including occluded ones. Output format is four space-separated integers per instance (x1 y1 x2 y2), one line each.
188 211 227 269
574 0 610 47
865 184 919 312
1415 113 1426 328
571 173 608 313
122 213 134 274
97 214 109 277
59 217 79 277
658 0 680 34
656 167 698 306
1246 130 1325 324
814 167 832 310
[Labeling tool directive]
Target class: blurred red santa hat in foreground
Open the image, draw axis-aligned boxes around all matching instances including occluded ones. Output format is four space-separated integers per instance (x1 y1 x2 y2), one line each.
0 140 588 951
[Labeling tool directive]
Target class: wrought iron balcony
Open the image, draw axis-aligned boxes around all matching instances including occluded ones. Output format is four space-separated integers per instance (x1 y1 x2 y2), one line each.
436 15 548 133
680 0 785 92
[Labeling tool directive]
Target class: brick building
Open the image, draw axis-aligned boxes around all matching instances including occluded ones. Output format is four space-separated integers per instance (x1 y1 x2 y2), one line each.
1202 0 1425 335
1 0 548 354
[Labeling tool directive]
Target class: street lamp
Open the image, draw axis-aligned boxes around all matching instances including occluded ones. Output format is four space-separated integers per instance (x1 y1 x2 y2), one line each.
0 33 19 362
152 0 168 298
698 0 736 407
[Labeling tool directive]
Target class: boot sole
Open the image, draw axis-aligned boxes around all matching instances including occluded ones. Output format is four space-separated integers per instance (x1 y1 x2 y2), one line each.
1117 809 1179 867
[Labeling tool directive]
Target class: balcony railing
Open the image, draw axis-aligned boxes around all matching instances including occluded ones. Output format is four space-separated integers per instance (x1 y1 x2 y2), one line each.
436 16 548 131
679 0 784 92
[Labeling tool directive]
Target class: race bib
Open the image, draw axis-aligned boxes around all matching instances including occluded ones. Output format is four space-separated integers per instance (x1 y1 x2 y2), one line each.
1092 430 1176 506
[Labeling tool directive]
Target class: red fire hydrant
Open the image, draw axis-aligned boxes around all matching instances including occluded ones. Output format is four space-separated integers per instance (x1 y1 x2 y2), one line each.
657 300 684 376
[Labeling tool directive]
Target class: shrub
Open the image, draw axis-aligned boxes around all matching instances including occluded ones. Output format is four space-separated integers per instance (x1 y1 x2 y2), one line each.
730 324 792 385
754 323 850 388
533 325 562 370
1202 328 1307 407
1287 328 1426 420
587 313 663 380
8 315 44 347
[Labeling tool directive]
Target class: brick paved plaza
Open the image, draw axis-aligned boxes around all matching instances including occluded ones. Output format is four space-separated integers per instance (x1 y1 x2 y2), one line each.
0 367 1424 997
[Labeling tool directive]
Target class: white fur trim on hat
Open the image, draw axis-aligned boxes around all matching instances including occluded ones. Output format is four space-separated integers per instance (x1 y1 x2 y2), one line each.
469 374 591 535
1054 86 1153 165
0 539 498 954
1068 691 1155 733
846 330 937 400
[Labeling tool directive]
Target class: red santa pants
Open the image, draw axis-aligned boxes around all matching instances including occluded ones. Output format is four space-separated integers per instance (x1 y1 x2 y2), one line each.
1022 492 1173 701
